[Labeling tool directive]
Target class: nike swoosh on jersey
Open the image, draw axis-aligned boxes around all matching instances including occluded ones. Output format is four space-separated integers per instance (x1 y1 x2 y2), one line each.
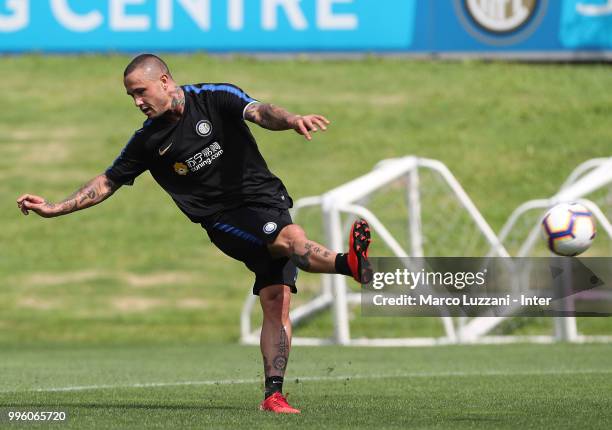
158 142 174 156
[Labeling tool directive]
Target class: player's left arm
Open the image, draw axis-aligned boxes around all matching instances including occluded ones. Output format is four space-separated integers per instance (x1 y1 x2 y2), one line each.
244 103 330 141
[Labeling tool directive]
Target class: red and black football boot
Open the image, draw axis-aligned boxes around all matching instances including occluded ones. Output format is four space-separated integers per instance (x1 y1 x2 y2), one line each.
347 219 373 284
259 392 301 414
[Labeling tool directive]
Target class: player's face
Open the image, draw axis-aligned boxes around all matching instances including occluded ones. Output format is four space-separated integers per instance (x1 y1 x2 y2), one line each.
124 69 172 118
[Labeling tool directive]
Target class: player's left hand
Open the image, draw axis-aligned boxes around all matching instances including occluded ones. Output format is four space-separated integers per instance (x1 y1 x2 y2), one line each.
290 114 330 141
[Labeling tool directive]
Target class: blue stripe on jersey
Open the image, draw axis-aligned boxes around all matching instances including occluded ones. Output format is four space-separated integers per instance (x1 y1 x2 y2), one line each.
183 84 254 103
212 222 264 246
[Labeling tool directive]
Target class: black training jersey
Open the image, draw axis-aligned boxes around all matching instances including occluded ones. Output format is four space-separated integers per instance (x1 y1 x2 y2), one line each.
105 83 293 222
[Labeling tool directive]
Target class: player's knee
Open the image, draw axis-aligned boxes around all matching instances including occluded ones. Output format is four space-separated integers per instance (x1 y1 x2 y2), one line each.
260 285 290 317
262 293 283 315
271 224 306 256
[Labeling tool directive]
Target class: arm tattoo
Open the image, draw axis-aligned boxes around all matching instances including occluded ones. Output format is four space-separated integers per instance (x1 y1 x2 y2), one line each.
51 175 119 216
244 103 296 130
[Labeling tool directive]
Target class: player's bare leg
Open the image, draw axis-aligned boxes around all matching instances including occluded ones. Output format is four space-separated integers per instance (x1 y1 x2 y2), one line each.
268 224 335 272
269 221 373 283
258 284 300 414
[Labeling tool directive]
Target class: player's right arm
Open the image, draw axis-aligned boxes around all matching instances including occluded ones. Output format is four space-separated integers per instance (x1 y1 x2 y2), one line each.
18 119 150 218
17 174 120 218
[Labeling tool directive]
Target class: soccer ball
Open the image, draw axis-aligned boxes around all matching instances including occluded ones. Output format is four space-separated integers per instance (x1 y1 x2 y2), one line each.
541 202 596 256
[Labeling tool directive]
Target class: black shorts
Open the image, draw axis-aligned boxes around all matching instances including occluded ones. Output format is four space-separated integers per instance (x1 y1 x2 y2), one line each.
201 205 298 295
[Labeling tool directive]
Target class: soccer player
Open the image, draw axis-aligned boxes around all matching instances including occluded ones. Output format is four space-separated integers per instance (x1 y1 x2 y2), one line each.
16 54 372 414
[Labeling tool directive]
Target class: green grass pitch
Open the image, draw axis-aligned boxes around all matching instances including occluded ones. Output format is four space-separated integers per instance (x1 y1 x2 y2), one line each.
1 344 611 429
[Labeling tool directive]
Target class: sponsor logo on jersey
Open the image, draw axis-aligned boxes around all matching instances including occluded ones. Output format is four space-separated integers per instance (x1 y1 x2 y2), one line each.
173 162 189 175
263 222 277 234
196 120 212 137
180 141 223 173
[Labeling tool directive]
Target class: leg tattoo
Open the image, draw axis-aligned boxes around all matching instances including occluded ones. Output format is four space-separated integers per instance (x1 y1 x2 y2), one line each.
291 250 312 270
278 326 288 355
291 242 312 270
272 326 289 372
273 356 287 371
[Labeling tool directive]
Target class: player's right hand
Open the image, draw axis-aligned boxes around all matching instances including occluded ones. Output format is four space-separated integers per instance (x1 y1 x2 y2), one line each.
16 194 56 217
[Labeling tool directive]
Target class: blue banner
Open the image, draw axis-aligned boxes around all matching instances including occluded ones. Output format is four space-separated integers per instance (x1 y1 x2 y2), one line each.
1 0 612 56
0 0 417 52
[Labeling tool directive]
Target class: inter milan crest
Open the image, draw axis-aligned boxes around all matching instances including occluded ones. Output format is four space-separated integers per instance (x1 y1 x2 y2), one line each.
196 120 212 137
454 0 546 46
263 222 277 234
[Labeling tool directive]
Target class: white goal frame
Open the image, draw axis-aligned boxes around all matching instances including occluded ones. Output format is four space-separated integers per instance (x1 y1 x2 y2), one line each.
240 157 612 346
241 156 510 346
